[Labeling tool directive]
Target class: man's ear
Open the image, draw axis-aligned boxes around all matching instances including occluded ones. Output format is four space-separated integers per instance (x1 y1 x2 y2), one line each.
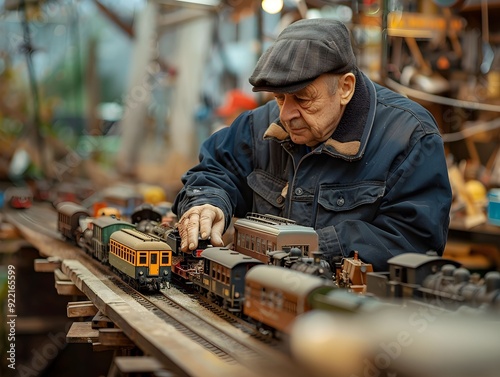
339 72 356 106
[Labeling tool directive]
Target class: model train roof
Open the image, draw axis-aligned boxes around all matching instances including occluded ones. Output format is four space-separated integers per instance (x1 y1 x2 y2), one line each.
245 264 334 296
234 217 317 235
110 228 171 251
92 216 132 228
56 201 90 216
201 247 263 268
388 253 461 269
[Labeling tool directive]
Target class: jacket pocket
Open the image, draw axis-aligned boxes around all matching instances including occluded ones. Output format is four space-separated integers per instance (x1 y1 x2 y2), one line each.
247 169 287 213
317 181 385 220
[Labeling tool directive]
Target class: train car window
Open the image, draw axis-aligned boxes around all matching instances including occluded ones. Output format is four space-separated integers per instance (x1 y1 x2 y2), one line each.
274 292 284 309
139 253 147 265
161 252 170 265
151 253 157 264
131 252 136 265
284 300 296 314
394 266 407 283
204 260 210 275
250 285 259 300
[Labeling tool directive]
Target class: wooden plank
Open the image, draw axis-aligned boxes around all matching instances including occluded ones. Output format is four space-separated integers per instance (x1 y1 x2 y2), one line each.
66 322 99 343
34 257 62 272
0 221 21 240
99 328 135 347
92 311 115 329
55 280 86 296
113 356 166 374
54 267 71 281
91 342 118 352
61 259 260 377
67 301 98 318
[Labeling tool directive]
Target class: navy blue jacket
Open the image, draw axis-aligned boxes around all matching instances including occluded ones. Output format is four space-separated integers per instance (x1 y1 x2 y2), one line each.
173 72 452 271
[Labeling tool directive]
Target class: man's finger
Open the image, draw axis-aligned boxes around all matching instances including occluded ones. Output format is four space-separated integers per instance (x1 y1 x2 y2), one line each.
186 212 200 250
199 208 217 240
210 221 225 246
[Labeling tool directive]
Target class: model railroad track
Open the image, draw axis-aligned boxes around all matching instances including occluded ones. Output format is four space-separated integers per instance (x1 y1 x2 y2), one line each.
173 279 281 345
6 205 63 241
6 204 305 376
107 279 300 376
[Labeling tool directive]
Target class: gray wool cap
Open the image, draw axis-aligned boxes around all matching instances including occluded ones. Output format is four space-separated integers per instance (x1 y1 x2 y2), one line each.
249 18 357 93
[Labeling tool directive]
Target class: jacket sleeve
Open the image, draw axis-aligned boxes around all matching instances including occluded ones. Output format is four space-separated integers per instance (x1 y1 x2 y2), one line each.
317 132 452 271
172 112 256 231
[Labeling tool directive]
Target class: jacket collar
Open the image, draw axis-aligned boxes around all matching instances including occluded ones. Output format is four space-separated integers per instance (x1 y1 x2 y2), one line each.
263 69 377 161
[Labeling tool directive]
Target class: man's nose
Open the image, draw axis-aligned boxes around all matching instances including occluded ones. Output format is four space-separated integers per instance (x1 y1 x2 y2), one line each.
279 97 300 122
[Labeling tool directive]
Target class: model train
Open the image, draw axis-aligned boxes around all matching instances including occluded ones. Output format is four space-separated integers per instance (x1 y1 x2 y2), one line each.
57 200 500 340
109 228 172 290
366 252 500 312
55 201 335 314
233 213 319 263
57 201 171 291
3 186 33 209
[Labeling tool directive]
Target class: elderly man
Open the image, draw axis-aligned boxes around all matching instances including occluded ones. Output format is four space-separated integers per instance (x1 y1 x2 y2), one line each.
172 18 452 271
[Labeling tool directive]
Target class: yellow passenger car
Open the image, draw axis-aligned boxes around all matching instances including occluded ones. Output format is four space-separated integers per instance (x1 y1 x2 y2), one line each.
109 228 172 291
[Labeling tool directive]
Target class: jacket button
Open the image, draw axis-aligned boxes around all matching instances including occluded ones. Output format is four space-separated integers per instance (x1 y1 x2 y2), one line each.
337 197 345 207
276 196 284 204
295 187 303 195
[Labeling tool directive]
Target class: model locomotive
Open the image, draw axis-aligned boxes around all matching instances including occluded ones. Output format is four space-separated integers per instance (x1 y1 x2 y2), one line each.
366 252 500 312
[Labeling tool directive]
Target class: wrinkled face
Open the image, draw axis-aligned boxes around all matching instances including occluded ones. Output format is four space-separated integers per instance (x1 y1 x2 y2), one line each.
274 73 349 147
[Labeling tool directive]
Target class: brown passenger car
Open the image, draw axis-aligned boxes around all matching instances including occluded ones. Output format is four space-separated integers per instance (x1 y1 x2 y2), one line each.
243 264 334 334
234 213 319 263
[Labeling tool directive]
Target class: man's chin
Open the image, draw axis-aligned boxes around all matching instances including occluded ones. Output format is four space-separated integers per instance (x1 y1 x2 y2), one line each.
290 135 310 145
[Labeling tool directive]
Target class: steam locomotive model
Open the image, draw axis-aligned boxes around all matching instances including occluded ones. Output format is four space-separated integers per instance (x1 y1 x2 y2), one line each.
366 253 500 312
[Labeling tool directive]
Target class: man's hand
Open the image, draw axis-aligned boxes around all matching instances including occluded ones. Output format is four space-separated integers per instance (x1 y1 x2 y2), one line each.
178 204 225 252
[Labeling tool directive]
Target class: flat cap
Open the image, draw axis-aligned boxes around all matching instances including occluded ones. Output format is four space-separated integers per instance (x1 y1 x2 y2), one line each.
249 18 357 93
